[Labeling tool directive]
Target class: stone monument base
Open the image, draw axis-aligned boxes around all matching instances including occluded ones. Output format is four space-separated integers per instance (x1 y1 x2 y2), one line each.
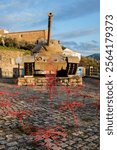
18 76 82 86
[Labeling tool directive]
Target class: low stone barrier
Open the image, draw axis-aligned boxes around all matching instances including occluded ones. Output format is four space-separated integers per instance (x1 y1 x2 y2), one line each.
18 76 82 86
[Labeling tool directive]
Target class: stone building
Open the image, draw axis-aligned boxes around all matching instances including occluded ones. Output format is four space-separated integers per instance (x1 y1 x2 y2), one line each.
0 50 27 78
0 29 48 43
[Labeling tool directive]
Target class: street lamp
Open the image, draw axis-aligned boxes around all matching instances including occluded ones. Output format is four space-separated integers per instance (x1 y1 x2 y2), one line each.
16 56 22 77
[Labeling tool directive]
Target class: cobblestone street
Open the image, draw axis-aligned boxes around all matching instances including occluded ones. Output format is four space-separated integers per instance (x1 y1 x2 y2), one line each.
0 78 100 150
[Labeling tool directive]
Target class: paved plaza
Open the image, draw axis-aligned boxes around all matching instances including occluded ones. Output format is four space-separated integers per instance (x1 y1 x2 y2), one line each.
0 78 100 150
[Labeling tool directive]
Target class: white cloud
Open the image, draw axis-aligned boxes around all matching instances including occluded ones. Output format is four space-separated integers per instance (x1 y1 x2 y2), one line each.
54 28 99 39
61 40 100 56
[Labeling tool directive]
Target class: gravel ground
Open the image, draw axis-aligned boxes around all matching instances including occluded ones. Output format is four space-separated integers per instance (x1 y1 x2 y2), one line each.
0 77 100 150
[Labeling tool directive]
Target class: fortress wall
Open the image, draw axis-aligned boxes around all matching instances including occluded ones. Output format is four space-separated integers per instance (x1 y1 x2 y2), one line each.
3 29 48 43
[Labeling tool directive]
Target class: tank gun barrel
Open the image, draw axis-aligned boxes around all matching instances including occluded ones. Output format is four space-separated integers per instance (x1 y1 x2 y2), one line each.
47 12 53 46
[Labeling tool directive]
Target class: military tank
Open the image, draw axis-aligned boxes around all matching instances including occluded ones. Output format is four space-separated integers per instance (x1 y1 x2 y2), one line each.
19 12 82 85
32 12 80 77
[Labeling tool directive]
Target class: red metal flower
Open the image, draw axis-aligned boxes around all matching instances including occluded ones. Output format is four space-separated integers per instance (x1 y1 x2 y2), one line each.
7 110 31 127
0 91 8 95
59 101 84 125
45 68 58 108
31 125 67 150
0 100 12 115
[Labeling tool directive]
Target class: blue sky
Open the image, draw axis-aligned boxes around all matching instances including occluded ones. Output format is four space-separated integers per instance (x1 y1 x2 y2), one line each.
0 0 100 56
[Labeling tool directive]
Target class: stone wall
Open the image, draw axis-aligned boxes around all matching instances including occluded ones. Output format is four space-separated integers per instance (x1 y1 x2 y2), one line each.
0 50 29 78
1 29 48 43
18 76 82 86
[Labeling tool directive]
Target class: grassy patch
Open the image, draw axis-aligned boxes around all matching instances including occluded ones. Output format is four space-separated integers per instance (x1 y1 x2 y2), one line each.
0 46 31 55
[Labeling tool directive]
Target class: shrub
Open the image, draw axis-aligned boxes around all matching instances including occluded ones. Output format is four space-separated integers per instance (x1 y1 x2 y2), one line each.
19 41 35 50
0 37 35 51
3 37 18 47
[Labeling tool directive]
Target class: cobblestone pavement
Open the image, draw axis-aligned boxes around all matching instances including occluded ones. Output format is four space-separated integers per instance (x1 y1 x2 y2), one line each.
0 78 100 150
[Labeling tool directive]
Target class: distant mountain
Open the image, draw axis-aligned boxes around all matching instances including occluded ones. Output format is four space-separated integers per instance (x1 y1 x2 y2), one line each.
87 53 100 60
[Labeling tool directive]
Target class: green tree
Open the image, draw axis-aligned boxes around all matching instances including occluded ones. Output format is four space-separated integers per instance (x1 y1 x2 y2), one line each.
79 56 99 67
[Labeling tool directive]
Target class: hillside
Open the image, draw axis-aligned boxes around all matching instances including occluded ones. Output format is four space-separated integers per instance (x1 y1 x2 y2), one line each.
87 53 100 60
0 46 31 55
79 56 100 67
